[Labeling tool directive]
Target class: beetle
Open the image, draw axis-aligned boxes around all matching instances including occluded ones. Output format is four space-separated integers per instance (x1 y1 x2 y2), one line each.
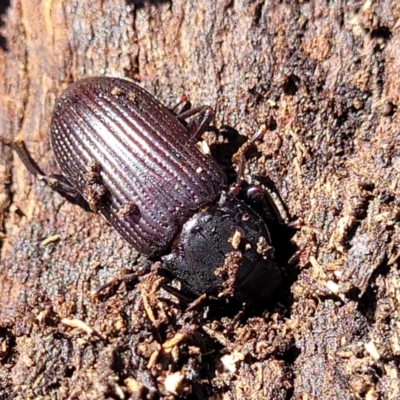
14 76 282 301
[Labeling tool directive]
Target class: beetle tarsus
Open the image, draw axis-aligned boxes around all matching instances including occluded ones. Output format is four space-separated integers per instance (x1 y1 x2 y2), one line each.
13 138 90 209
13 138 47 177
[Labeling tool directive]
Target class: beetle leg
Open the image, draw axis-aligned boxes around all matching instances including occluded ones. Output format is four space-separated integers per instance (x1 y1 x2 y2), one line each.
91 272 138 299
228 123 290 223
228 124 268 196
160 281 199 303
176 106 214 139
13 138 89 207
244 185 290 224
13 137 47 177
233 124 267 183
168 94 214 138
169 94 191 115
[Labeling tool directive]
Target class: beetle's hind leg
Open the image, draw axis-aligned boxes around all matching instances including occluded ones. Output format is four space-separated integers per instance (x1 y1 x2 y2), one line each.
13 138 90 208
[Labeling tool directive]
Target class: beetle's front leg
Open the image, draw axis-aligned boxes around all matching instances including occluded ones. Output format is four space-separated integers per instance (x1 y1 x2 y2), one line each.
231 124 267 189
13 138 90 208
228 124 290 224
242 184 290 224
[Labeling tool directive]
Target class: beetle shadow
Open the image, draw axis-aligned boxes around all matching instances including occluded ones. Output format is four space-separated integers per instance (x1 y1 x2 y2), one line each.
207 125 247 182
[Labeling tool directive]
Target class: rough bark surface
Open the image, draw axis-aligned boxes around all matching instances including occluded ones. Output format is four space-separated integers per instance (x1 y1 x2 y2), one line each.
1 1 400 399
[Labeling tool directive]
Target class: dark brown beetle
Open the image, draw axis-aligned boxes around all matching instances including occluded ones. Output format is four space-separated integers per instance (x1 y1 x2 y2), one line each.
15 77 282 301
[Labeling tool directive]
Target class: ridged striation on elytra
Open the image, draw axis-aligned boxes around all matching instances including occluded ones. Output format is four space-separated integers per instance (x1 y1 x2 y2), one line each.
50 77 226 256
